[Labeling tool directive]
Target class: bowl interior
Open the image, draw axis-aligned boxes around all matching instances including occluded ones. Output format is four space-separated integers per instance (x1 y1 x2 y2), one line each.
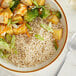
0 0 67 72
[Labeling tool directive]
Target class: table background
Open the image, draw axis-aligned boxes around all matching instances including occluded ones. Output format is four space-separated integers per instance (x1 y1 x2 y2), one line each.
0 0 76 76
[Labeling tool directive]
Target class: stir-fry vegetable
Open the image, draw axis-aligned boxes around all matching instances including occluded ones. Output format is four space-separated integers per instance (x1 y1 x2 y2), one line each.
0 40 10 52
9 1 15 8
52 11 62 19
0 35 17 56
10 0 20 12
26 24 32 31
53 40 58 50
56 11 62 19
40 7 50 19
12 20 19 24
14 49 18 54
24 8 39 22
10 35 17 54
32 0 38 7
10 35 15 49
7 17 22 25
0 38 5 41
40 24 53 32
35 34 44 41
5 34 12 43
0 49 4 58
0 49 10 58
7 19 12 27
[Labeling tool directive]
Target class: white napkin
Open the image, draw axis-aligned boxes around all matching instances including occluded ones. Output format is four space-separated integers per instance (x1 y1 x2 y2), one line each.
58 50 76 76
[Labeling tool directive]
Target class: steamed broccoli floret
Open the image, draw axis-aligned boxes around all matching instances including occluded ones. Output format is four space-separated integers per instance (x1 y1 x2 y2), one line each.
10 0 20 12
40 7 50 19
52 11 62 19
24 8 39 22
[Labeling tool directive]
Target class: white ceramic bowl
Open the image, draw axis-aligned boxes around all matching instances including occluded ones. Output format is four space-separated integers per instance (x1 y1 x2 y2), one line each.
0 0 68 73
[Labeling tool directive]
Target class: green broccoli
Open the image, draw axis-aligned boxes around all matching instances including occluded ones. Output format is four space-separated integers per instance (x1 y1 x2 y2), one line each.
10 0 20 12
24 8 39 22
40 7 50 19
52 11 62 19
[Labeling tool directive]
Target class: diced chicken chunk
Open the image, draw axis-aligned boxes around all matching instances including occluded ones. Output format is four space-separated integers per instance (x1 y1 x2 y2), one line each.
14 3 27 16
21 0 32 6
0 25 6 36
50 15 59 25
0 25 5 33
0 25 13 36
12 15 23 24
3 8 13 18
13 23 27 34
0 12 8 24
1 0 12 8
53 29 63 40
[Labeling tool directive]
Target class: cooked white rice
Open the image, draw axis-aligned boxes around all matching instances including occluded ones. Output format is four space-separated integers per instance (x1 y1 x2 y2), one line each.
8 17 57 67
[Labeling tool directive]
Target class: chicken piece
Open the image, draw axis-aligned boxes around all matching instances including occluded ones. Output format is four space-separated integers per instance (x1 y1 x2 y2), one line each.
49 15 59 25
0 25 5 33
21 0 32 6
0 12 8 24
0 25 13 36
3 8 13 18
13 23 27 34
0 25 6 36
1 0 12 8
12 15 23 24
53 29 63 40
14 3 27 16
36 0 45 5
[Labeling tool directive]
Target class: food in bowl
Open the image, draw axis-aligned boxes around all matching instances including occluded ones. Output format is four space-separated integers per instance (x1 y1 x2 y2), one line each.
0 0 63 67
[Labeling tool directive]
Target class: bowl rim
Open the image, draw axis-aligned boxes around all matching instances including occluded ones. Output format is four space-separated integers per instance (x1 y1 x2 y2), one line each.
0 0 68 73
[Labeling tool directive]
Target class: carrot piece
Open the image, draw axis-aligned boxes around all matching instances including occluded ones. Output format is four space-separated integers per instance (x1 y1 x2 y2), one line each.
26 31 30 37
25 24 30 37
